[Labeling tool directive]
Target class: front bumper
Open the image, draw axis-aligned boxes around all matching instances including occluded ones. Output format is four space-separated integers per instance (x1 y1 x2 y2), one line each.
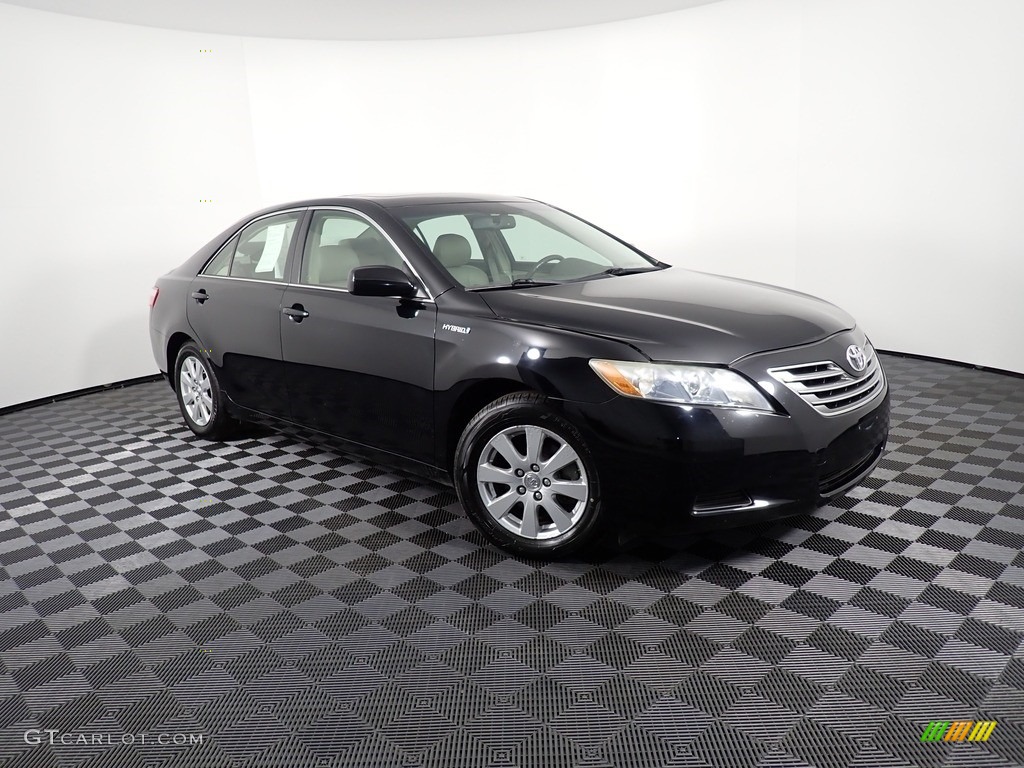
562 333 891 532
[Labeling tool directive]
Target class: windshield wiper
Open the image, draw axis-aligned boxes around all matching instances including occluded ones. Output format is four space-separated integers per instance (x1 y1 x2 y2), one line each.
472 265 666 290
473 278 561 291
600 266 665 276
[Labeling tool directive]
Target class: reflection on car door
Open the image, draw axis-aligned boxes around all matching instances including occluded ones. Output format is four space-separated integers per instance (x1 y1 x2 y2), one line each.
186 211 301 417
280 209 436 464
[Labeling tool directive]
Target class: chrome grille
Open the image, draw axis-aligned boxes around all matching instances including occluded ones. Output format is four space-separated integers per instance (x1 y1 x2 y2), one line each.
768 351 883 416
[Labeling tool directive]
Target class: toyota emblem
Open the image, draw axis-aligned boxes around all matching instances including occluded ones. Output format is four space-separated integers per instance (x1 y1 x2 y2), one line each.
846 344 868 373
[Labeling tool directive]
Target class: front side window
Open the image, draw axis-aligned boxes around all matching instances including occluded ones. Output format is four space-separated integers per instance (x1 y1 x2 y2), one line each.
396 202 658 289
204 212 300 282
300 210 406 288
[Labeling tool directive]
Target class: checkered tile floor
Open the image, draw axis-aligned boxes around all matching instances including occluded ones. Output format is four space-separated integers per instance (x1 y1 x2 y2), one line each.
1 354 1022 768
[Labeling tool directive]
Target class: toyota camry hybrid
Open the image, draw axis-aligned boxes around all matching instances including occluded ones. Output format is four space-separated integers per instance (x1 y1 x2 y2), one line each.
149 195 889 557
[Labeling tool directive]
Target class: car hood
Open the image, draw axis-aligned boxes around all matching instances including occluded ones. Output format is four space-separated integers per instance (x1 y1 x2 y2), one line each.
479 266 855 364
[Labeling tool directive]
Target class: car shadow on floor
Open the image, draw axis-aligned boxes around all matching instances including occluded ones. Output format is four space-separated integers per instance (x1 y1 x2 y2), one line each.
177 405 848 575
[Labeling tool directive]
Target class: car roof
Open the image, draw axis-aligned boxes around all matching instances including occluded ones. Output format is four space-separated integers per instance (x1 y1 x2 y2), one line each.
271 193 536 210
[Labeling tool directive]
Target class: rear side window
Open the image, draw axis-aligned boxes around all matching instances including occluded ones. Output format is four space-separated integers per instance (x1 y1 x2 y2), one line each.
203 212 300 281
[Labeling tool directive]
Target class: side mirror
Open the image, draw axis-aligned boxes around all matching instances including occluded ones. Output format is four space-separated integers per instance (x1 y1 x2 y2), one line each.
349 265 418 298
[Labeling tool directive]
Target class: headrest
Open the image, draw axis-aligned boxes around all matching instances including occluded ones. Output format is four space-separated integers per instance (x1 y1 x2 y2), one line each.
316 243 360 283
352 234 389 260
356 227 384 244
434 233 472 268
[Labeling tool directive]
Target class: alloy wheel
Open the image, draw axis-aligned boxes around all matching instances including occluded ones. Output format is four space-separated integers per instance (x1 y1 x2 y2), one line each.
475 425 589 540
179 355 213 426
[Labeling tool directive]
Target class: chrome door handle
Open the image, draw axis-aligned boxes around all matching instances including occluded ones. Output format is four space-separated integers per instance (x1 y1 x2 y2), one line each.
283 305 309 322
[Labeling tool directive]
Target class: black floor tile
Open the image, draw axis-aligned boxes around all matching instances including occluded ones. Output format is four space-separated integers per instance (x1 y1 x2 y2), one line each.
1 354 1023 766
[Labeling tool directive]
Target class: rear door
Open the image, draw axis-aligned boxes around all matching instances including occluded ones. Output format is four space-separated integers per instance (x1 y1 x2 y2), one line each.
186 210 303 417
280 207 437 463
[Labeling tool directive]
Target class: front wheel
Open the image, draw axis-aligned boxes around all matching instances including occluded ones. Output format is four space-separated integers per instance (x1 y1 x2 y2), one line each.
453 392 605 559
174 343 237 439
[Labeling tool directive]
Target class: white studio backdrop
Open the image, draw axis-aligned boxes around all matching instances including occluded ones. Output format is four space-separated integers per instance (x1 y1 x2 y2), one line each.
0 4 263 409
1 0 1022 410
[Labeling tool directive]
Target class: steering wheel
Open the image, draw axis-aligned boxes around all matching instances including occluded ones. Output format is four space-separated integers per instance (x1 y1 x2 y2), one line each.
525 254 565 280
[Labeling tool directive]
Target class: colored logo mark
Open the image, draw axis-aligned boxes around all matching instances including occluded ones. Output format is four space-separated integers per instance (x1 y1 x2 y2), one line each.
920 721 996 742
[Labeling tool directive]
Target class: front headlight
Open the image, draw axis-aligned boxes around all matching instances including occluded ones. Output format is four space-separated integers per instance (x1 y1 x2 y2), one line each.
589 359 773 411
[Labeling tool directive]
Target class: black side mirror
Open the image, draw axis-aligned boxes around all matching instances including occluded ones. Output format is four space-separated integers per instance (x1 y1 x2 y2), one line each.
349 265 418 298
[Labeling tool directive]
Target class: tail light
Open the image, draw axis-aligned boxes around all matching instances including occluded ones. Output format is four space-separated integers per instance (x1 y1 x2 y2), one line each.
148 286 160 308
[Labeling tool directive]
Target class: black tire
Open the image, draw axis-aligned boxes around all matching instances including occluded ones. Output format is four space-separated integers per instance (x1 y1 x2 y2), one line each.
453 392 605 559
173 343 238 439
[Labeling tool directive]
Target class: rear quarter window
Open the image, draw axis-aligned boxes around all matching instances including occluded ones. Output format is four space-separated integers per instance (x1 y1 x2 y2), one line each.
202 237 236 276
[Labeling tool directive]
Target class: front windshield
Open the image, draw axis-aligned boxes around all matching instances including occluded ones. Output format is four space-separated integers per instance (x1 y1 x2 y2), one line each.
395 201 661 289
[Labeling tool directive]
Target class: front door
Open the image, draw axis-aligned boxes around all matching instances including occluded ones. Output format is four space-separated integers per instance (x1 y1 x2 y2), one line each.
280 208 436 464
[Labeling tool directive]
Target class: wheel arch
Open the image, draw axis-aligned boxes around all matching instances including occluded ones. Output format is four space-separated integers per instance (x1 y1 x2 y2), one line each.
166 332 194 391
443 379 533 473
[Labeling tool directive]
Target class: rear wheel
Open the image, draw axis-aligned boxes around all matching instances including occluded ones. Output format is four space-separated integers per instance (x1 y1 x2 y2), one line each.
454 392 605 558
174 343 237 439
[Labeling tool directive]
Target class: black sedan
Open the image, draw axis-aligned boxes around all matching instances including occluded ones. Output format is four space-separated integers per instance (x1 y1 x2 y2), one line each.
149 195 889 557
